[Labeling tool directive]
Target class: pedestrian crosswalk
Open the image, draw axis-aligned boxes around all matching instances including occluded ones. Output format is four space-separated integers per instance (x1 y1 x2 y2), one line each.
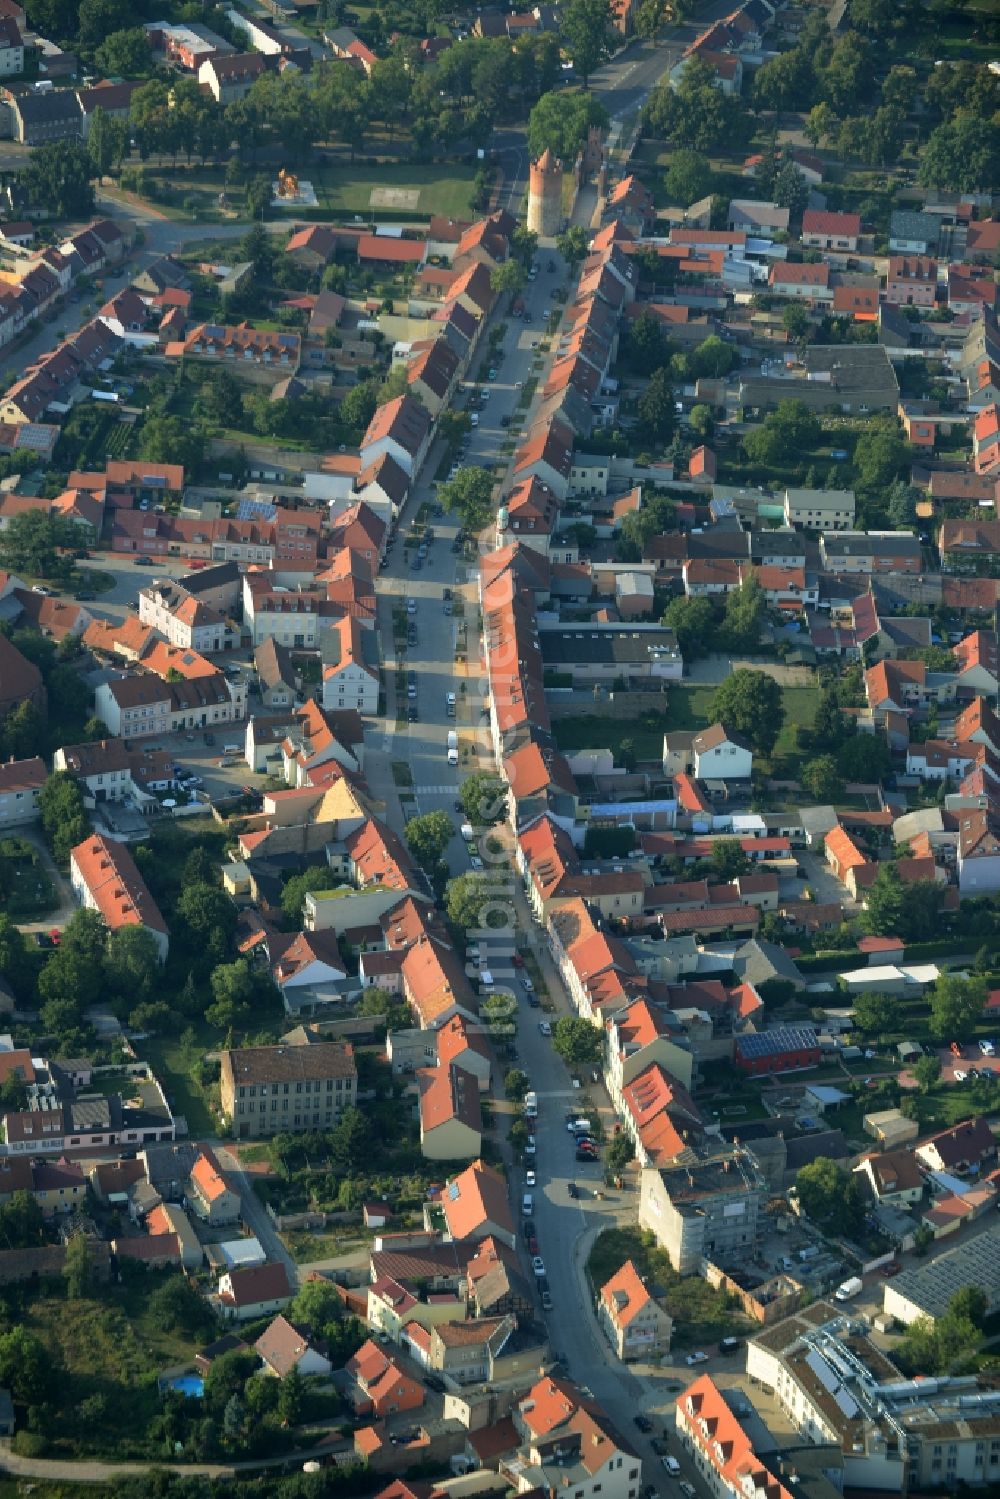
411 784 460 795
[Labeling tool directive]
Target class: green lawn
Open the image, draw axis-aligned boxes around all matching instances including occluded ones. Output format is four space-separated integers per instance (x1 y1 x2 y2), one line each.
302 161 478 220
551 685 820 770
143 1026 218 1138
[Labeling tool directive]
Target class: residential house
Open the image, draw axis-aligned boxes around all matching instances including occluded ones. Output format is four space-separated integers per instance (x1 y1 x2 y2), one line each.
417 1063 482 1161
691 723 753 781
359 395 431 478
889 211 941 254
217 1262 292 1322
346 1340 424 1417
255 1315 332 1379
854 1149 924 1207
915 1118 996 1177
69 833 168 960
320 614 379 715
801 209 861 252
783 487 855 532
438 1158 515 1248
0 755 45 828
186 1150 241 1225
598 1259 672 1361
428 1315 515 1386
254 638 297 709
886 256 938 307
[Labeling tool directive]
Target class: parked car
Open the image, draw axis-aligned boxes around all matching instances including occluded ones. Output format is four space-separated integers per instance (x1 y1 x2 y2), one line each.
685 1352 708 1366
522 1219 535 1242
538 1021 552 1037
633 1416 652 1433
135 556 154 565
203 732 215 745
567 1182 578 1199
540 1290 553 1311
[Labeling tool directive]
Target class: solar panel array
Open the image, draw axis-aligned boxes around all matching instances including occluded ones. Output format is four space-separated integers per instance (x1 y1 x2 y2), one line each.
736 1025 817 1059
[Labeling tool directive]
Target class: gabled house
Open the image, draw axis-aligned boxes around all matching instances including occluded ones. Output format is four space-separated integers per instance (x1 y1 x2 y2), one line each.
598 1258 672 1360
255 1315 332 1379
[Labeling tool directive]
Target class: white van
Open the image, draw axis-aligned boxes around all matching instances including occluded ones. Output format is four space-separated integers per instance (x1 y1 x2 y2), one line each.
524 1091 538 1117
447 730 458 749
521 1193 534 1215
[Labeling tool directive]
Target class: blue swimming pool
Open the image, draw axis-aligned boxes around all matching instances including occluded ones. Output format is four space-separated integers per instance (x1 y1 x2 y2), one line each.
165 1374 204 1398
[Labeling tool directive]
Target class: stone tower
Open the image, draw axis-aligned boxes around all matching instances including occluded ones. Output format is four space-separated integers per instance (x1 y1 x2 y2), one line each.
527 148 563 237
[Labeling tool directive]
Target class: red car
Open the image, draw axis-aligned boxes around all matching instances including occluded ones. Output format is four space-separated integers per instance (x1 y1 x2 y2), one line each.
49 928 61 946
528 1236 539 1255
512 953 525 968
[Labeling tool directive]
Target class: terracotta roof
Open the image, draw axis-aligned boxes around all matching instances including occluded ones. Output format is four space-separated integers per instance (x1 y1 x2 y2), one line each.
70 833 167 937
440 1158 513 1242
600 1258 653 1328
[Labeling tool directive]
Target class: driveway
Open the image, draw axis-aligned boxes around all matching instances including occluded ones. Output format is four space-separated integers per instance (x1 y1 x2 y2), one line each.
212 1142 300 1290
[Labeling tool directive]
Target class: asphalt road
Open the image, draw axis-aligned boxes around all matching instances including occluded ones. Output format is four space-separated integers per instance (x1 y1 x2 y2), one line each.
370 254 569 875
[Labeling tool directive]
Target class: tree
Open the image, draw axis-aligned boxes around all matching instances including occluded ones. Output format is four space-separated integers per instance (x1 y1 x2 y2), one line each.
626 311 671 377
459 772 506 825
512 227 538 266
753 47 816 113
87 106 128 181
711 670 784 758
664 149 711 207
129 1000 171 1033
149 1275 214 1336
277 1363 305 1426
913 1054 941 1093
0 1326 54 1405
94 26 152 79
357 986 411 1031
340 379 380 436
138 414 204 479
721 572 764 649
853 419 909 491
0 915 33 1003
559 0 615 83
886 479 921 529
860 863 903 937
782 303 811 342
23 141 95 219
280 866 339 923
821 32 874 115
446 872 507 931
949 1285 987 1331
63 1232 92 1300
556 226 589 273
744 401 821 466
552 1016 604 1068
0 510 76 579
804 101 837 148
78 0 131 47
836 732 889 784
105 926 160 1002
852 991 899 1036
643 57 745 151
527 89 608 161
711 839 749 881
490 260 526 297
919 111 1000 194
635 0 665 38
405 810 454 871
206 959 256 1032
198 370 244 430
638 368 675 443
929 973 987 1043
801 755 844 803
176 882 237 946
689 335 739 381
438 467 494 532
664 595 715 659
795 1157 863 1234
0 1190 44 1250
606 1132 634 1174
